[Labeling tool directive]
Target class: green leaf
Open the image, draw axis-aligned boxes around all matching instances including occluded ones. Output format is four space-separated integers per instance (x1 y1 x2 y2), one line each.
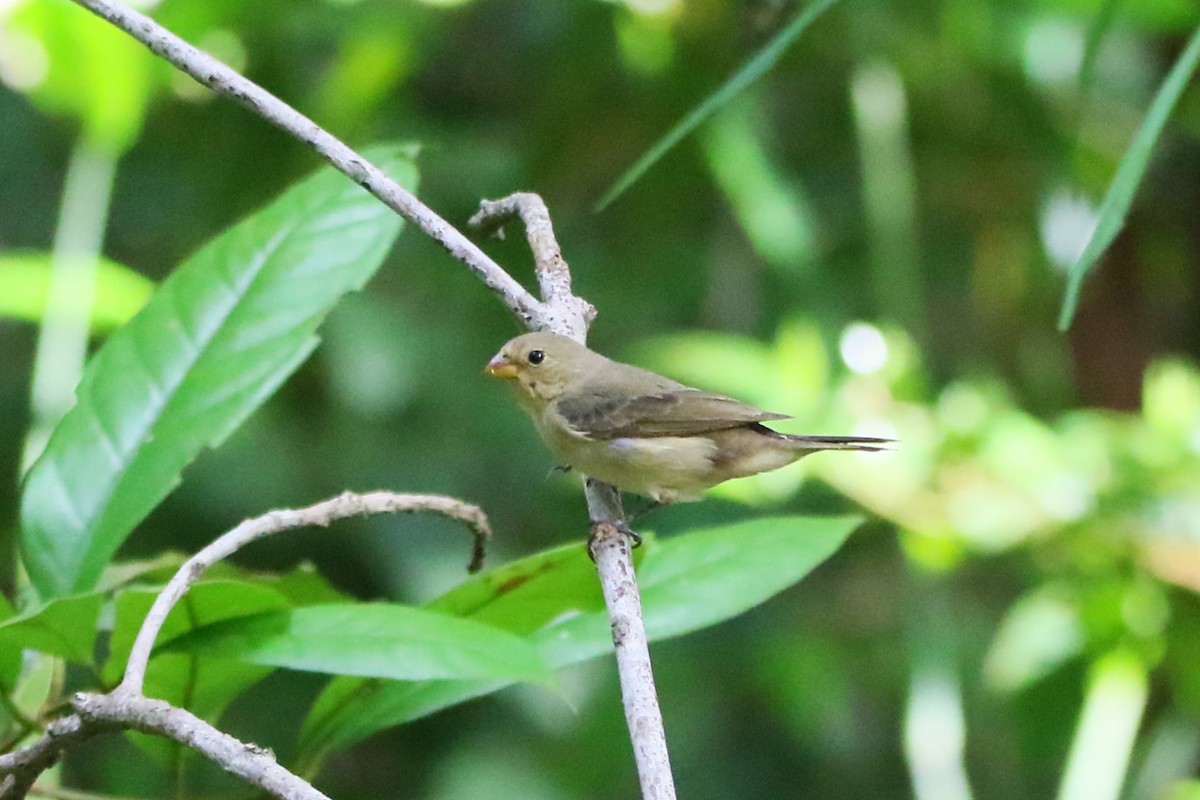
0 591 104 664
0 252 154 331
297 515 858 763
533 516 861 667
166 603 555 685
1058 24 1200 330
0 594 21 691
19 145 417 600
594 0 843 211
103 579 296 684
104 579 289 766
427 541 604 634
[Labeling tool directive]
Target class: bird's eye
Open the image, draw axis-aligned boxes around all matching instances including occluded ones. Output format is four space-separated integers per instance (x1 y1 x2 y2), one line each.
527 349 545 365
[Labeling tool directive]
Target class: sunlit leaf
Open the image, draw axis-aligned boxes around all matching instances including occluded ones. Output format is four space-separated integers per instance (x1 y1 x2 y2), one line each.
0 252 154 332
165 603 556 685
984 585 1084 692
19 145 417 600
594 0 843 211
1058 24 1200 330
297 515 858 763
1143 360 1200 436
8 0 159 152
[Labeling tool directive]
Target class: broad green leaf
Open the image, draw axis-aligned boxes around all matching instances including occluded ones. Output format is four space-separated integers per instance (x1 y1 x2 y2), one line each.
427 541 604 634
165 603 555 685
297 515 858 762
104 579 293 766
594 0 843 211
0 253 154 331
19 145 417 600
297 544 600 767
533 516 861 667
0 591 104 664
1058 24 1200 330
103 579 295 685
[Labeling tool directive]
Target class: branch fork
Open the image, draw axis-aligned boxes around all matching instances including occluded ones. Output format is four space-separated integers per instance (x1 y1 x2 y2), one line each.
2 492 488 800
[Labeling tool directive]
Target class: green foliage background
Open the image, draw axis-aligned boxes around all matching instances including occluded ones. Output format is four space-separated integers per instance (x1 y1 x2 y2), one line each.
1 0 1199 798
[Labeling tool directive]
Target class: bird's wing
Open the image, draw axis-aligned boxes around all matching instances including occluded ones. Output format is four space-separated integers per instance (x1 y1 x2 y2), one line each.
555 389 790 439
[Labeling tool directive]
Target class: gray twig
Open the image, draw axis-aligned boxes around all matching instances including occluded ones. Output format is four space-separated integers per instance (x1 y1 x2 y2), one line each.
1 493 489 800
0 716 90 800
72 692 328 800
67 0 543 328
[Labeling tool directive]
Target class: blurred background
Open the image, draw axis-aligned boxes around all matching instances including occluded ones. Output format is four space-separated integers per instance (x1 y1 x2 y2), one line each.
2 0 1200 797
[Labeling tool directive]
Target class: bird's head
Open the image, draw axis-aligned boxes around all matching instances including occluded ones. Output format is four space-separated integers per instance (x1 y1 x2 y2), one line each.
485 331 602 404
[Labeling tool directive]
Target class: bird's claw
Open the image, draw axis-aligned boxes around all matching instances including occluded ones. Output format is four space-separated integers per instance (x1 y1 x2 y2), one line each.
547 464 572 478
616 520 642 547
587 519 642 561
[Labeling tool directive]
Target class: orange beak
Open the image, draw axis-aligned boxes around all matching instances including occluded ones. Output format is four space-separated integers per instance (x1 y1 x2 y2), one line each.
485 353 519 379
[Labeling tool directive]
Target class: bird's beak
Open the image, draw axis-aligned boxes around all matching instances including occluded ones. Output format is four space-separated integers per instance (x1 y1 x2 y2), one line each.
485 353 519 379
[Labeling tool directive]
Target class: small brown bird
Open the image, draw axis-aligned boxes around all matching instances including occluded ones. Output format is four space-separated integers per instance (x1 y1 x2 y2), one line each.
486 332 890 504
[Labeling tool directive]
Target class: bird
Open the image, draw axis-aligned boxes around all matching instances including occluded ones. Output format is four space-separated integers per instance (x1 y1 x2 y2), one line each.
485 331 891 505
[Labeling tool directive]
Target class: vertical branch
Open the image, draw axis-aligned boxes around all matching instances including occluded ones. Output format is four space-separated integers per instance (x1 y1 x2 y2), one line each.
586 486 676 800
473 196 677 800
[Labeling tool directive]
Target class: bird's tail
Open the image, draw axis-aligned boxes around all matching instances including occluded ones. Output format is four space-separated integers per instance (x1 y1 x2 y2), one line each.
776 433 894 452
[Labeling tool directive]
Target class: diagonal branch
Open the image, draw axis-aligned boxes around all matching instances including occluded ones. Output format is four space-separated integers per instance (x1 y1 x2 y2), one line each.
73 692 330 800
0 715 91 800
66 0 543 328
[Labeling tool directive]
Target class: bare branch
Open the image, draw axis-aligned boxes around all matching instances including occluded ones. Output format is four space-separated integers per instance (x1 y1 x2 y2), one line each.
119 491 490 696
585 489 676 800
0 716 91 800
73 691 328 800
66 0 544 328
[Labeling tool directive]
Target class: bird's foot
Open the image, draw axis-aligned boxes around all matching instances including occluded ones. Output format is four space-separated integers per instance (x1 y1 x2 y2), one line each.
627 499 665 523
547 464 572 478
587 519 642 561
